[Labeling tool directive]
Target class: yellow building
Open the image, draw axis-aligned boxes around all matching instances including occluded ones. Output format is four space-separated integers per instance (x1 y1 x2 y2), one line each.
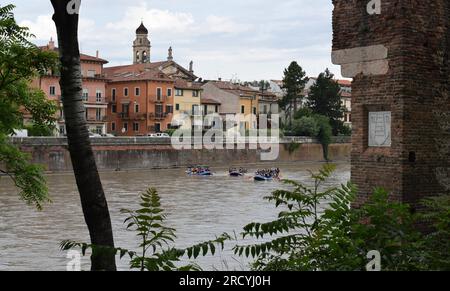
172 79 203 130
238 93 258 131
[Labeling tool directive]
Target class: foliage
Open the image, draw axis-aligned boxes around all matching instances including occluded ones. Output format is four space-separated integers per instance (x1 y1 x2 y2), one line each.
233 165 450 271
279 61 308 126
291 117 319 137
0 4 58 209
288 113 332 160
0 135 50 210
293 107 314 120
339 124 352 136
306 69 345 135
286 141 300 155
61 188 231 271
26 123 54 137
164 128 177 137
418 195 450 270
314 115 332 161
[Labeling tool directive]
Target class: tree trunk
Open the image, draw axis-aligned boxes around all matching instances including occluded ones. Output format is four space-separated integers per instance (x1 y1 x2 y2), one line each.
50 0 116 271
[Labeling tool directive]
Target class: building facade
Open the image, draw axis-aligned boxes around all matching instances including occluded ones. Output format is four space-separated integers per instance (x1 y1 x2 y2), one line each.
172 79 203 130
104 66 175 136
34 39 109 136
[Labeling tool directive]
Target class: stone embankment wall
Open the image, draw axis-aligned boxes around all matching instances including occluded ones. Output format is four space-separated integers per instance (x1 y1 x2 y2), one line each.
9 137 351 172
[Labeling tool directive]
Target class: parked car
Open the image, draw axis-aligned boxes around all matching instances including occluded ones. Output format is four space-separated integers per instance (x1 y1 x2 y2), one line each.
101 133 115 137
147 133 170 138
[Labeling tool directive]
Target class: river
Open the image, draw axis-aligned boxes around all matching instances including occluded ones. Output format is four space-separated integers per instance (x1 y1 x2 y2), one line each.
0 162 350 271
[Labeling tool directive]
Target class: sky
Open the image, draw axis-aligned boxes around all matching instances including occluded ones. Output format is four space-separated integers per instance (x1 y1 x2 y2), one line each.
10 0 344 81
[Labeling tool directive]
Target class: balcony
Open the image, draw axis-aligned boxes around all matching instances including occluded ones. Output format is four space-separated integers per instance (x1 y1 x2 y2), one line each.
149 112 168 120
86 116 108 123
153 96 167 103
105 97 117 104
119 113 147 121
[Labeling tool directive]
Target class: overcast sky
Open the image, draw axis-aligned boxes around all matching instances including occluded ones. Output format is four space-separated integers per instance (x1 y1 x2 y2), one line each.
11 0 343 81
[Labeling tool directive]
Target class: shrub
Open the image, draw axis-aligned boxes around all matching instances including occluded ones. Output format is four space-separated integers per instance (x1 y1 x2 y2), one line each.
313 115 332 161
291 117 319 137
233 164 449 271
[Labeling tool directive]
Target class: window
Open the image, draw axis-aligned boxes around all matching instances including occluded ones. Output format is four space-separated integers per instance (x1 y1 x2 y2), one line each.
111 88 116 102
135 103 139 113
96 126 103 134
241 105 245 114
87 70 96 78
123 122 128 132
167 88 172 97
166 105 173 114
175 89 183 96
253 107 257 115
122 104 130 115
112 104 117 113
49 86 56 96
96 108 102 121
133 122 139 132
175 104 180 111
192 105 200 116
193 90 199 97
142 51 148 62
111 122 116 132
135 87 140 96
96 90 102 103
124 88 129 97
215 105 219 113
82 88 89 101
156 88 162 100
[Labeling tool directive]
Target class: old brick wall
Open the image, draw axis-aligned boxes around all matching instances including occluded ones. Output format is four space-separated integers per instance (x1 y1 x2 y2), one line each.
332 0 450 207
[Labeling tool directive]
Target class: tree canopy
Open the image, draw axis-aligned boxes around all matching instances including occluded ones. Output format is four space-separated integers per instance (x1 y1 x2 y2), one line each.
306 69 345 135
280 61 308 111
0 4 58 209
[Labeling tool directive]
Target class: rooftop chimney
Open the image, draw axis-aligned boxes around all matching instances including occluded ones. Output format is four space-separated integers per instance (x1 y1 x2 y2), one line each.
189 60 194 73
96 50 99 58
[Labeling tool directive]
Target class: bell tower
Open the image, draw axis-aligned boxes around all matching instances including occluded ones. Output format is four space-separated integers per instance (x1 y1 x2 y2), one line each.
133 22 151 64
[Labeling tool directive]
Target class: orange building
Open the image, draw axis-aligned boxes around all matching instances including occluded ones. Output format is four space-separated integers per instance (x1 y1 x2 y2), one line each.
34 38 109 135
104 64 175 135
104 23 197 136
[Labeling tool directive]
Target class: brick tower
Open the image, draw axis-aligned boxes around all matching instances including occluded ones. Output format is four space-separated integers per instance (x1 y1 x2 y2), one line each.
332 0 450 208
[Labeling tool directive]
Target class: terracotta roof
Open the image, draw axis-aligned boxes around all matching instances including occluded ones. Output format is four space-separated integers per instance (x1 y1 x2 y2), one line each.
105 60 197 81
201 98 221 105
39 45 108 64
210 81 260 97
337 79 352 86
103 65 173 82
174 79 203 90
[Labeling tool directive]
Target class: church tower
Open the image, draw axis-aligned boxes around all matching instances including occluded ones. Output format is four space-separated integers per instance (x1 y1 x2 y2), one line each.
133 22 151 64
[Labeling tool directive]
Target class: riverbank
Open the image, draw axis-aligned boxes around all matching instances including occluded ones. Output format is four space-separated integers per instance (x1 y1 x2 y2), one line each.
9 137 351 173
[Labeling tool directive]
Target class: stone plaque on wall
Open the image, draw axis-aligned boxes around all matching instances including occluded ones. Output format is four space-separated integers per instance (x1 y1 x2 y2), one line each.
368 111 391 147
